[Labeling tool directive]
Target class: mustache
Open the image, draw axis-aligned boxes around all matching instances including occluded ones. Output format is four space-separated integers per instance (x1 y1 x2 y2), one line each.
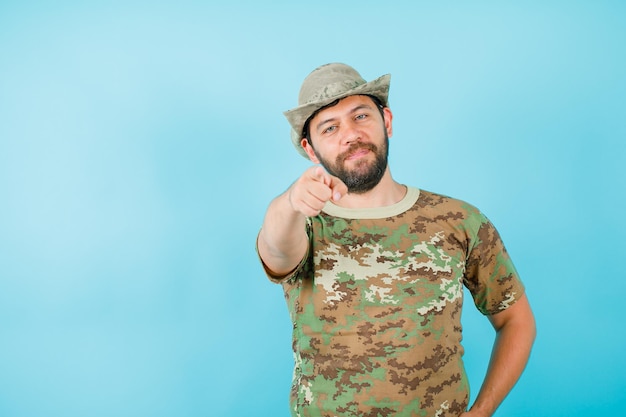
338 143 377 163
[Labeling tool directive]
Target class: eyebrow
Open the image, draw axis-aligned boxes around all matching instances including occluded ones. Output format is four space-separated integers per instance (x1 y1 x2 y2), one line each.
314 103 374 133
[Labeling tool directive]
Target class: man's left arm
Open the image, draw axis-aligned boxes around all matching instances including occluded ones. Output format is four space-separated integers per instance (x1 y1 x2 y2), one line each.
461 293 537 417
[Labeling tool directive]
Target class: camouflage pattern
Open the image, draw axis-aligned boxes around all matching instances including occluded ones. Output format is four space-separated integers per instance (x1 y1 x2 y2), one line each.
261 188 524 417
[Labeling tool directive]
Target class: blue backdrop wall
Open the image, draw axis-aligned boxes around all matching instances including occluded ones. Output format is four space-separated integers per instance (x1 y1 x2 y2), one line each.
1 1 624 416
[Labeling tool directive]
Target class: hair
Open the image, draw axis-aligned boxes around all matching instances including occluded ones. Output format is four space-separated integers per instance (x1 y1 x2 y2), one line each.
302 95 386 145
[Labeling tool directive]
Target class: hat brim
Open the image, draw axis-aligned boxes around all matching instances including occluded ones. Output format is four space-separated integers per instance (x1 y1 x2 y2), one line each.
284 73 391 159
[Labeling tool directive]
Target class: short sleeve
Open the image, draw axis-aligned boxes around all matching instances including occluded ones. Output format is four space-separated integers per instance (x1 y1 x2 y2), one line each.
463 210 525 315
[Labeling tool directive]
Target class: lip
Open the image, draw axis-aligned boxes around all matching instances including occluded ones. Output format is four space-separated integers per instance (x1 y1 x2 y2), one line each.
345 148 370 161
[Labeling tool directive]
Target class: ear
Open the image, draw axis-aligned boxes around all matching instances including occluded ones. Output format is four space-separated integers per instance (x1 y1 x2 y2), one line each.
383 107 393 137
301 138 320 164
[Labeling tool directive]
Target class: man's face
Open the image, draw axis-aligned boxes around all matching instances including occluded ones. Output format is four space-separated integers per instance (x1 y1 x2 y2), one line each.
302 95 392 194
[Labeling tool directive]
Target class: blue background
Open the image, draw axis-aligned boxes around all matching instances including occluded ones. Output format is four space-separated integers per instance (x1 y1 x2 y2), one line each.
1 1 624 416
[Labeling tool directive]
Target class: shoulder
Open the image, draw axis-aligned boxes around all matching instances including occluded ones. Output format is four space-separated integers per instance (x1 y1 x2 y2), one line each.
415 189 482 218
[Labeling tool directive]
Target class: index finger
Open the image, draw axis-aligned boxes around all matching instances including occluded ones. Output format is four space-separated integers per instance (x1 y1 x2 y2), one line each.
310 166 347 201
328 174 348 202
311 166 332 186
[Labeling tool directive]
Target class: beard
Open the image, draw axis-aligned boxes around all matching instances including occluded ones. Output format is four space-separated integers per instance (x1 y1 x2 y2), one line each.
314 133 389 194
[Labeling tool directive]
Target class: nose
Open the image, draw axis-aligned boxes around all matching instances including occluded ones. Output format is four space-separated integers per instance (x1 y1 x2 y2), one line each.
341 119 361 146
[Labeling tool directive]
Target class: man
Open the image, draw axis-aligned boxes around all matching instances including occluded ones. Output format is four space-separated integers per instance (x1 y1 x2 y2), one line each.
257 63 536 417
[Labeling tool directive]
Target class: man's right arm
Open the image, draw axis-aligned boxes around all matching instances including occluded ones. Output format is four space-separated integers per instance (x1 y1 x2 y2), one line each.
257 166 347 277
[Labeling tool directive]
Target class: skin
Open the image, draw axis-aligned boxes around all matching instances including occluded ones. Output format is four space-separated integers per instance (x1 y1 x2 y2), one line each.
257 94 536 416
460 294 536 417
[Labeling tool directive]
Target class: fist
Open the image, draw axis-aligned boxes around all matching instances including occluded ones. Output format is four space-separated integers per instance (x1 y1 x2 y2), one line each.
288 166 348 217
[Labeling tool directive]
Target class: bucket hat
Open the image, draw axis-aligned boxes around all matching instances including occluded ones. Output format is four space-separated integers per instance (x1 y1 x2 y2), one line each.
284 63 391 158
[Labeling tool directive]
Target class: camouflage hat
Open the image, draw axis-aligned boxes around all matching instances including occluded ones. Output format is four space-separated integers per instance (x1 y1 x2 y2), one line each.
284 63 391 158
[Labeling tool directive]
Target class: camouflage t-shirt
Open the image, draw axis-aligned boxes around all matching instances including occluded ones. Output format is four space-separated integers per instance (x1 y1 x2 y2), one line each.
262 187 524 417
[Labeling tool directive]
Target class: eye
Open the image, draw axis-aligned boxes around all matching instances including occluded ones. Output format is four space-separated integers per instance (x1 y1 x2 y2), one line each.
322 125 337 134
355 113 368 121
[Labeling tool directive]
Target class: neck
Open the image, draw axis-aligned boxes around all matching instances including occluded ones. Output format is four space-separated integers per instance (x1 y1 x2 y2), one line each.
334 170 406 209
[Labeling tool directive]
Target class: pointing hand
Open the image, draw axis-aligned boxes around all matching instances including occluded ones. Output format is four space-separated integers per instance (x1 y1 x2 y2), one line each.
288 166 348 217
